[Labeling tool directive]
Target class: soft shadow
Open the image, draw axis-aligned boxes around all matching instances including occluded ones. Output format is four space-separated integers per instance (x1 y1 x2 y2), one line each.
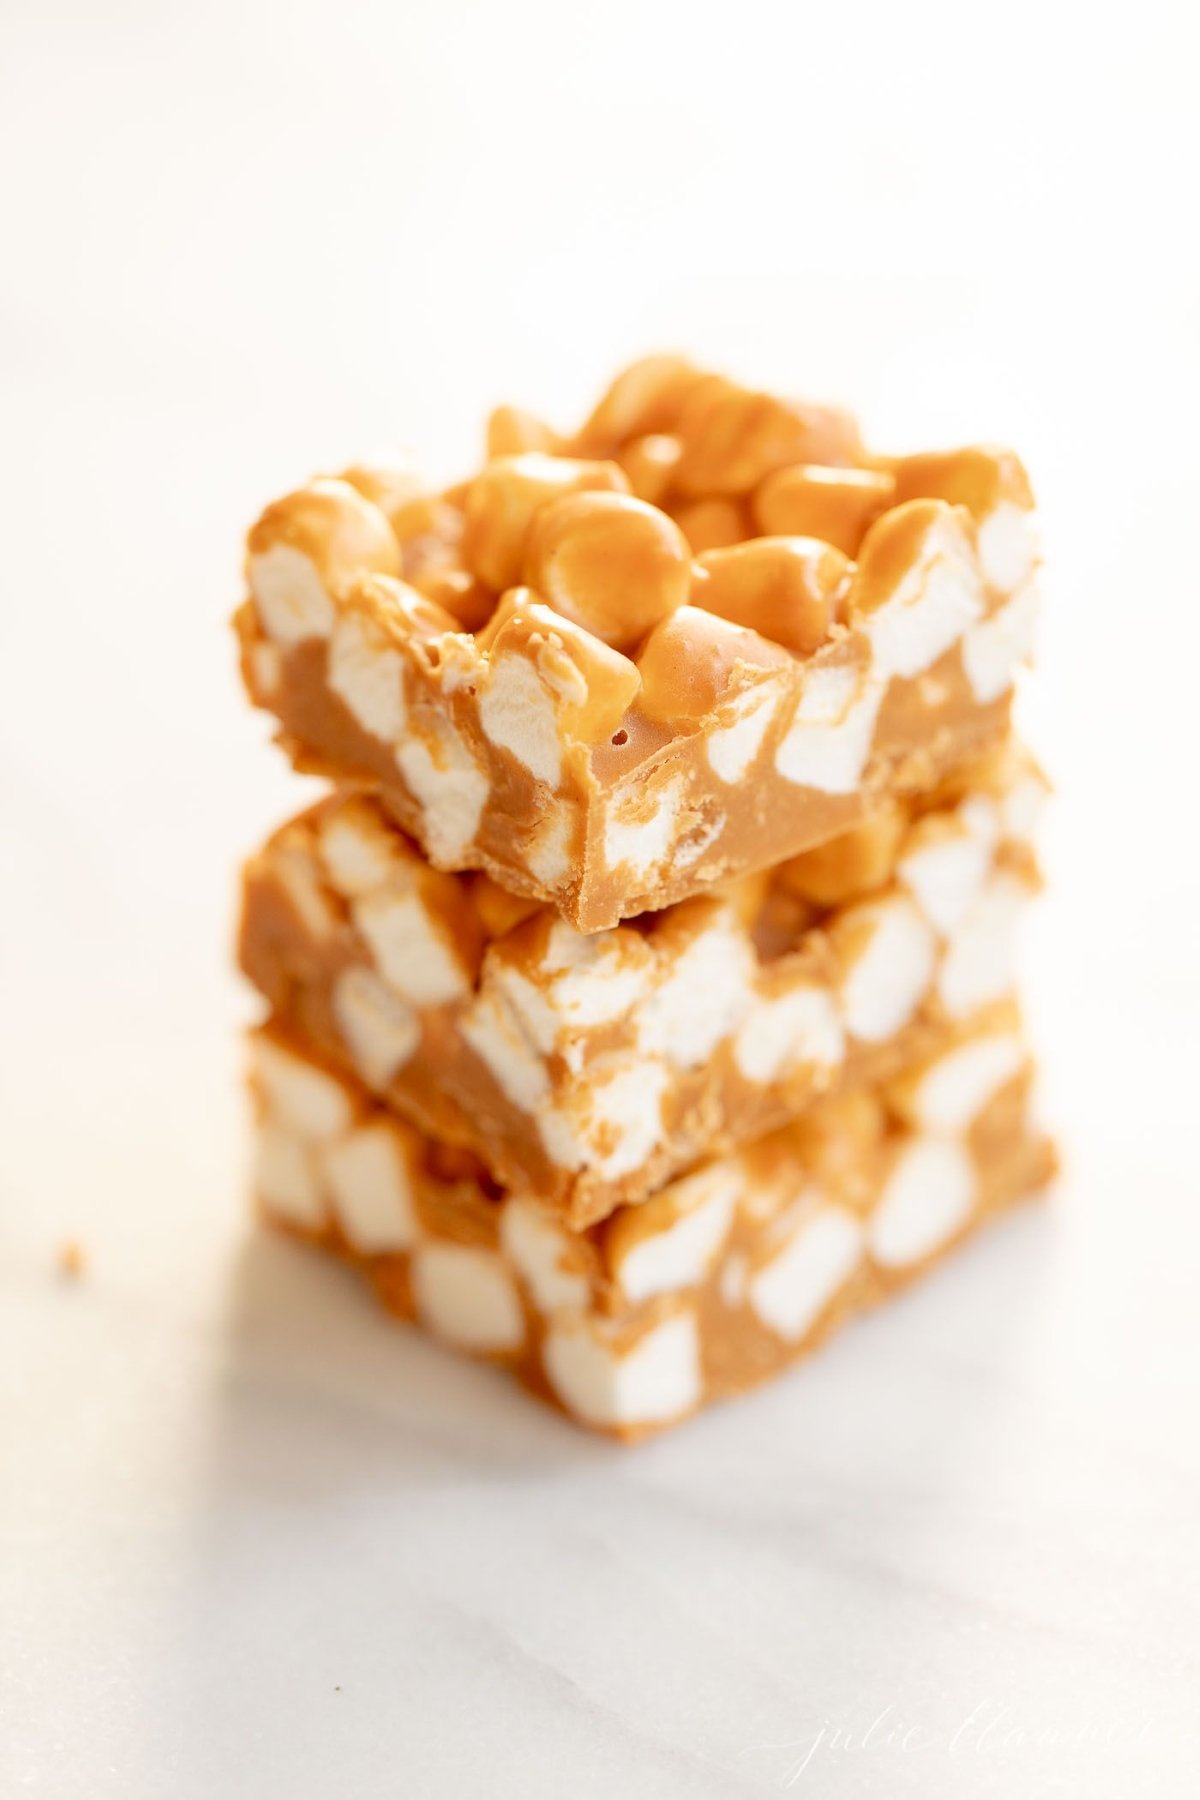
201 1224 615 1505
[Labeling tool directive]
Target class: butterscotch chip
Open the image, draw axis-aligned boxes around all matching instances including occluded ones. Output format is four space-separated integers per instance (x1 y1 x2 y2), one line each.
574 354 706 451
338 459 426 524
461 454 629 592
673 385 863 497
485 405 561 460
636 605 792 723
618 434 682 506
412 566 496 633
754 464 895 555
777 803 906 907
671 496 749 553
691 538 852 657
523 491 691 652
470 875 544 939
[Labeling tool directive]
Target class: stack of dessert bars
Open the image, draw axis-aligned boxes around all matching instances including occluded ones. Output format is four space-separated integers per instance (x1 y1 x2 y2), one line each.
234 355 1054 1439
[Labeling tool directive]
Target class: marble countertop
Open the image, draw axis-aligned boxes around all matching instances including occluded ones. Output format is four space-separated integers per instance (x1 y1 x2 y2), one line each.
2 3 1198 1793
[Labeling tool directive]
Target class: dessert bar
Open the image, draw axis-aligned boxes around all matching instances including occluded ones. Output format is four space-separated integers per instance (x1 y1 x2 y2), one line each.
235 358 1039 930
239 744 1043 1226
250 1013 1054 1439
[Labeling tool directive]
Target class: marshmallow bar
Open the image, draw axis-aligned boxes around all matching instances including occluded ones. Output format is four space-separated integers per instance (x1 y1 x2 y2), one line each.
235 357 1039 932
250 1014 1055 1439
238 741 1044 1229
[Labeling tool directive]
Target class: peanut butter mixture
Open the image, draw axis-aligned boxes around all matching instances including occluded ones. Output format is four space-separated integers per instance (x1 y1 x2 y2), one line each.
236 357 1039 931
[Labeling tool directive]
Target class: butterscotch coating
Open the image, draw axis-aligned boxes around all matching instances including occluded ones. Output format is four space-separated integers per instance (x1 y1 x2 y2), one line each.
247 478 401 599
461 453 629 592
691 537 852 657
617 433 682 506
886 446 1033 515
522 491 692 652
485 405 561 460
338 458 426 525
672 496 750 552
636 604 792 723
574 353 706 451
673 385 864 497
413 566 496 633
754 464 896 556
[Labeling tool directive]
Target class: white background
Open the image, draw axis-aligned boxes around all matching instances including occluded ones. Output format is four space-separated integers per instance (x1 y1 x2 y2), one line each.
2 2 1198 1794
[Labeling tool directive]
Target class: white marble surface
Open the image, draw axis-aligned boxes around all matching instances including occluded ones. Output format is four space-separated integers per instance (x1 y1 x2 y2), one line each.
2 4 1199 1794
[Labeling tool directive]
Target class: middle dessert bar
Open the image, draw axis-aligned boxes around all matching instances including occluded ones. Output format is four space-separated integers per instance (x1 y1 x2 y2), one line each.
239 742 1044 1229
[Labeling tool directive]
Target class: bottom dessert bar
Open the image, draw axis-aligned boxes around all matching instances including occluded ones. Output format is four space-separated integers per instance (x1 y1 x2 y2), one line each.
249 1010 1054 1439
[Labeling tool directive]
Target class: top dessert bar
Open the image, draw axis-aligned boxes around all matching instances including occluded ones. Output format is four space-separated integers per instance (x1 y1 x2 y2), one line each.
236 356 1039 931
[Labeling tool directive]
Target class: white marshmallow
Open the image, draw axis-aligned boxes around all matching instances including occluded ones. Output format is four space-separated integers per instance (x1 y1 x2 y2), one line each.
328 612 407 741
353 889 470 1006
321 1123 417 1252
613 1168 740 1304
862 528 983 682
395 723 488 864
331 966 420 1089
733 985 844 1084
317 807 400 897
410 1243 525 1353
976 502 1037 594
500 1198 591 1313
937 873 1026 1018
706 684 782 784
899 830 993 937
748 1203 864 1340
775 662 884 796
903 1034 1026 1134
838 895 937 1042
638 919 755 1069
605 776 685 877
252 1035 353 1141
478 654 563 788
585 1059 670 1180
869 1139 976 1267
542 1312 701 1429
254 1124 325 1229
460 990 549 1113
250 543 335 645
962 579 1040 704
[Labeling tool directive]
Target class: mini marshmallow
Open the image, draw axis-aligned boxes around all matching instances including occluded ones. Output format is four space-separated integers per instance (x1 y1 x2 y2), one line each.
410 1243 525 1354
252 1035 353 1141
500 1198 591 1314
748 1202 864 1340
395 721 488 865
331 966 420 1090
327 610 407 742
255 1125 325 1230
835 895 937 1042
869 1139 976 1268
774 659 884 795
605 775 686 877
937 873 1027 1018
734 985 844 1084
321 1123 418 1252
542 1312 701 1429
608 1166 741 1303
353 889 471 1007
895 1034 1026 1135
